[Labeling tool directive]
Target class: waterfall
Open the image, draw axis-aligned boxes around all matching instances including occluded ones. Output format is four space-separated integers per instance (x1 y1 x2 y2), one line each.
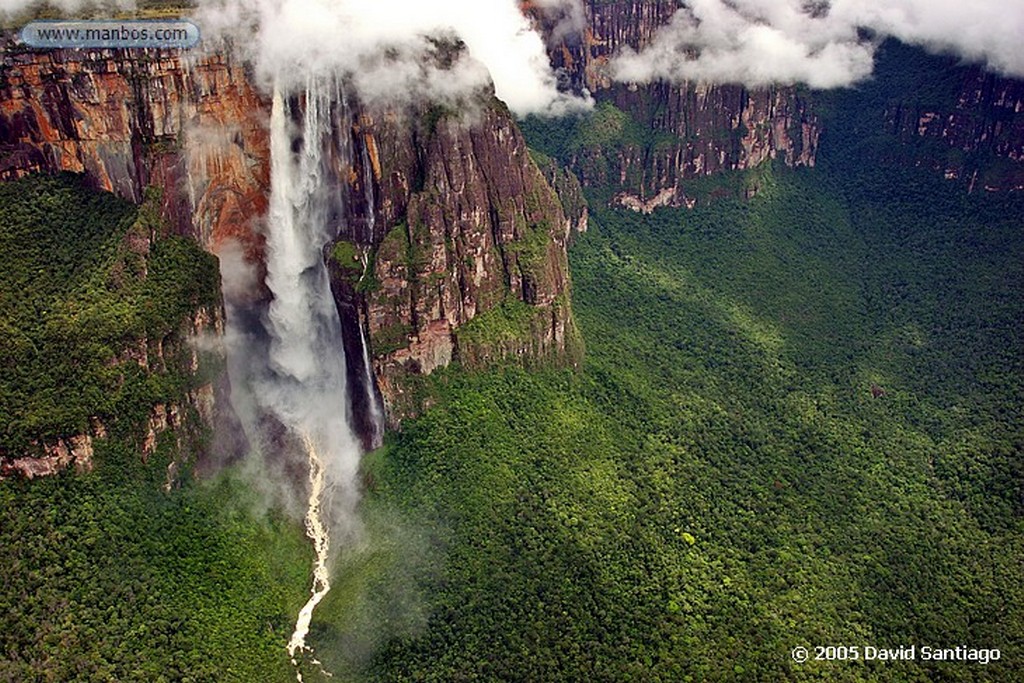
358 142 385 450
216 68 379 678
249 77 362 676
357 316 384 450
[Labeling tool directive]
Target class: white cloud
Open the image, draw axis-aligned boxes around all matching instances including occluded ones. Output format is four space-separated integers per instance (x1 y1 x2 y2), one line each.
532 0 588 45
611 0 1024 89
12 1 1020 104
834 0 1024 78
193 0 592 115
2 0 592 114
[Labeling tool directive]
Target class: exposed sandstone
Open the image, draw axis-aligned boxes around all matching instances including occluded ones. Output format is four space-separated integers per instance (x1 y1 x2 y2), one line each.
885 64 1024 192
0 39 269 260
2 40 579 433
527 0 819 198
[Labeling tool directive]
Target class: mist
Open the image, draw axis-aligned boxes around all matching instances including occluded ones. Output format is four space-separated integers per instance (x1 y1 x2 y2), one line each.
533 0 588 46
611 0 1024 89
193 0 593 116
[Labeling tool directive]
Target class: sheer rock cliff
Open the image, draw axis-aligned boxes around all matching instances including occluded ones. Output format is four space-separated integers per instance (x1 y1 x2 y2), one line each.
527 0 818 203
0 40 579 440
884 63 1024 192
344 103 582 422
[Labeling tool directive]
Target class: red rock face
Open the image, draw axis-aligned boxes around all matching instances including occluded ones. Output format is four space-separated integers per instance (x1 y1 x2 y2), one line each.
1 42 580 426
0 43 270 262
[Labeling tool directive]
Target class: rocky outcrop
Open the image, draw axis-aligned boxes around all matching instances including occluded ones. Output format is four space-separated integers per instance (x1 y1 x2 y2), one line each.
613 186 689 213
1 39 579 431
0 305 223 481
1 433 96 480
885 66 1024 192
330 101 582 423
528 0 819 198
0 389 216 482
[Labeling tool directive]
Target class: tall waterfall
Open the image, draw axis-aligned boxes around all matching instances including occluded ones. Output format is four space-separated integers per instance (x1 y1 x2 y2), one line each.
250 77 362 675
357 318 384 450
359 143 385 450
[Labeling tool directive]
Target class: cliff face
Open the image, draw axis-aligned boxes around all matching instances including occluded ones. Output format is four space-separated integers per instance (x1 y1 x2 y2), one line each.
327 101 581 424
529 0 818 201
573 83 817 203
0 43 269 258
1 40 579 433
885 67 1024 192
527 3 1024 198
531 0 679 93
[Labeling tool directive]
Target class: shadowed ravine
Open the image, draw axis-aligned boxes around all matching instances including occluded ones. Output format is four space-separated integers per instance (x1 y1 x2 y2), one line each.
357 141 385 450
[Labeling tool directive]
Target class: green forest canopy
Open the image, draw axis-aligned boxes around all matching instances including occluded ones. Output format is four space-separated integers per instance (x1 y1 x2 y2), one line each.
1 40 1022 682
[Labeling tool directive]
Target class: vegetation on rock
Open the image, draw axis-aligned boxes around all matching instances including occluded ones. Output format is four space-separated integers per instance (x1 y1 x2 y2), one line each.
0 173 310 681
1 38 1021 683
0 175 218 454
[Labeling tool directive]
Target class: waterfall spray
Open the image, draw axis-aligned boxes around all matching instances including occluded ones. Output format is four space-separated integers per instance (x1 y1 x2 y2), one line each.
223 78 363 678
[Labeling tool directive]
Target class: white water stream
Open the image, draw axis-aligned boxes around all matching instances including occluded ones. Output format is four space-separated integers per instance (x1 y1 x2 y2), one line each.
260 78 362 678
286 435 331 671
357 320 384 451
